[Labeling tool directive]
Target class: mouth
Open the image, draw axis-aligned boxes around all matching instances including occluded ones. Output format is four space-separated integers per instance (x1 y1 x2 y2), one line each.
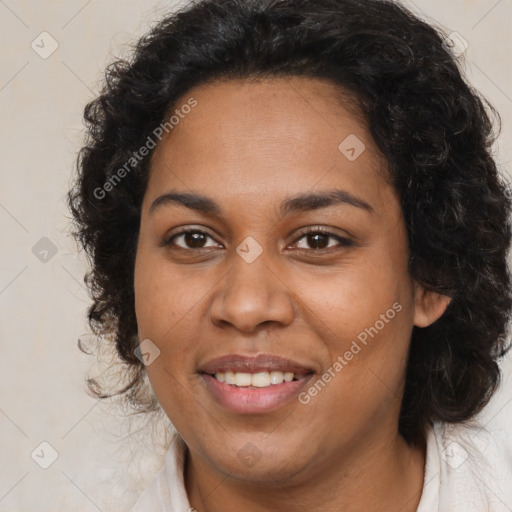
198 353 315 414
209 370 303 388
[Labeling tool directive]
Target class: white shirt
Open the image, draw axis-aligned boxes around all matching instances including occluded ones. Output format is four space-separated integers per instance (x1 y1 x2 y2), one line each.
131 420 512 511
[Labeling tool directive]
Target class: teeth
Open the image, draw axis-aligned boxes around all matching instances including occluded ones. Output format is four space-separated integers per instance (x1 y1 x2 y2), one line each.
213 371 297 387
235 372 252 387
252 372 271 387
270 371 284 384
224 371 236 385
283 372 294 382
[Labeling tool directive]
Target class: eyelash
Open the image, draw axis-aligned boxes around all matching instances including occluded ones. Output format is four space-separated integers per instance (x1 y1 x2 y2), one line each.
162 227 354 253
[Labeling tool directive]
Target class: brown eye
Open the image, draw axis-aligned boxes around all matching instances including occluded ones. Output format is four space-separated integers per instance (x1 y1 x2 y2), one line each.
164 229 219 250
183 232 207 248
294 229 353 251
305 233 330 250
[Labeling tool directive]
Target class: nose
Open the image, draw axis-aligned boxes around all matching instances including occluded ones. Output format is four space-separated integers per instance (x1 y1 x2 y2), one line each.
208 249 295 334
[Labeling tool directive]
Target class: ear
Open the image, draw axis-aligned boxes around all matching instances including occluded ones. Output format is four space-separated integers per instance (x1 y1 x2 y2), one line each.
413 281 452 328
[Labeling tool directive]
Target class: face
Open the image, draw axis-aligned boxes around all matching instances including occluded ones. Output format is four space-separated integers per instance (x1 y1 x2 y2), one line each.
134 76 449 484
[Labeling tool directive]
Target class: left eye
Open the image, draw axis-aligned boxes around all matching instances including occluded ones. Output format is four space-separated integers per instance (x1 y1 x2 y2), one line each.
293 230 352 251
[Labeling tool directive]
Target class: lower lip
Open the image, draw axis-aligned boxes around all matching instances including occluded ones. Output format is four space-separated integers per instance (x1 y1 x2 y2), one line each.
201 373 313 414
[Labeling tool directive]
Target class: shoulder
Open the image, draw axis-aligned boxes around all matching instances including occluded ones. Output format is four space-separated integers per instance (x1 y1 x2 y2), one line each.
131 434 190 512
418 415 512 511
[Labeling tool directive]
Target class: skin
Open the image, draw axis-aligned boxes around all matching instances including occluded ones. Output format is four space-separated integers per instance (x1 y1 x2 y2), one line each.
134 76 451 512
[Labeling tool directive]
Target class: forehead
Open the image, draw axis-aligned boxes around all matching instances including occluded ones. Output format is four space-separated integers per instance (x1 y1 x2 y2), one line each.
152 75 370 161
145 76 393 215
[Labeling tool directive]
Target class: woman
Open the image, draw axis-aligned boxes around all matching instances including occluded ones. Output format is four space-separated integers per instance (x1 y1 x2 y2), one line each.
68 0 512 510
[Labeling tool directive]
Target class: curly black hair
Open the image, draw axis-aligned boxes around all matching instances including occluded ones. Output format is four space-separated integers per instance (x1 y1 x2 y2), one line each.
67 0 512 446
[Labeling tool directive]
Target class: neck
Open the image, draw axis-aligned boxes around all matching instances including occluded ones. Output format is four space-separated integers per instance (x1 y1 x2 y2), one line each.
184 430 426 512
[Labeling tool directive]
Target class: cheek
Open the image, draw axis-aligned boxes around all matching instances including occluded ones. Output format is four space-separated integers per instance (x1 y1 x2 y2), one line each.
133 247 217 410
296 283 412 444
134 249 207 422
294 257 412 347
134 247 206 339
291 241 415 405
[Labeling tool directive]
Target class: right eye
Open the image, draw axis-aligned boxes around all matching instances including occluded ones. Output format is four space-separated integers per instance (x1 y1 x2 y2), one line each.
163 228 222 250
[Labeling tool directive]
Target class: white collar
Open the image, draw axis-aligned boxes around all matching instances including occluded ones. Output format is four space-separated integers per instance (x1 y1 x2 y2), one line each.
132 434 190 511
131 421 511 511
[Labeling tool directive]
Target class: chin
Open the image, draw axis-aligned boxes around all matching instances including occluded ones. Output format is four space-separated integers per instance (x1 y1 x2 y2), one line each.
198 438 312 483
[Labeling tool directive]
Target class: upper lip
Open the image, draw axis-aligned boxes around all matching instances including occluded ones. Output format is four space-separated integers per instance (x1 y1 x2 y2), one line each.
199 353 316 376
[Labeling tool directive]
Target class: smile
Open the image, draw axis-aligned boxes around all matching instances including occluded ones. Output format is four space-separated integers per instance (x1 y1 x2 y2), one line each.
213 370 297 387
198 353 316 413
200 371 314 414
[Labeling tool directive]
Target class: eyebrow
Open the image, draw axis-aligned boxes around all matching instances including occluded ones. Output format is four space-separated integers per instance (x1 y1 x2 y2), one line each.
149 188 374 217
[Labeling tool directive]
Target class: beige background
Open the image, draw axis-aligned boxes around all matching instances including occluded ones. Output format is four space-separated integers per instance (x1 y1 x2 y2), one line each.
1 1 511 511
